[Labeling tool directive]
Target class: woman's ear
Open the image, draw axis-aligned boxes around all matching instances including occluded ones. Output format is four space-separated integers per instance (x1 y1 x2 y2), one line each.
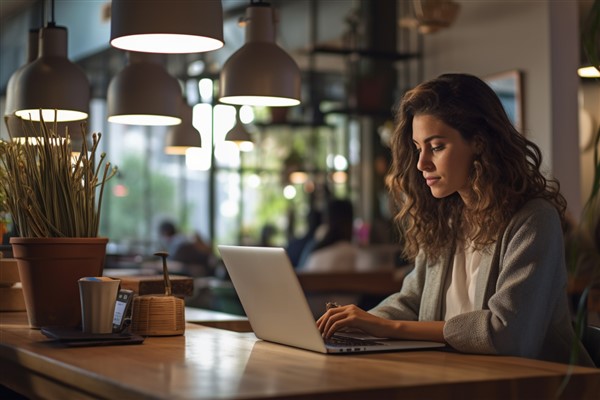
472 136 485 155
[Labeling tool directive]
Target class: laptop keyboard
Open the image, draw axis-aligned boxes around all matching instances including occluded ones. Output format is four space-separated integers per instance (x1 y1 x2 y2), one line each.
326 335 383 347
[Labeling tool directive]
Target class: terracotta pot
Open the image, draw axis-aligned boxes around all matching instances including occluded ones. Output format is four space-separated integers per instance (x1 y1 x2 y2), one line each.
10 237 108 329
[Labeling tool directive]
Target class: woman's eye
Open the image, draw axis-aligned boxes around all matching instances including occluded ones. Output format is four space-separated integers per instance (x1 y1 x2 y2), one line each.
432 145 445 152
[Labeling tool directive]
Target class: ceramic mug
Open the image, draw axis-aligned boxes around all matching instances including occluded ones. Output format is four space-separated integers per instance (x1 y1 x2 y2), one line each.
78 277 120 334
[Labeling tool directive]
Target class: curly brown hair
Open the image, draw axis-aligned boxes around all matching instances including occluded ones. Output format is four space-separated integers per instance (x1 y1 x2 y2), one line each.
388 73 567 261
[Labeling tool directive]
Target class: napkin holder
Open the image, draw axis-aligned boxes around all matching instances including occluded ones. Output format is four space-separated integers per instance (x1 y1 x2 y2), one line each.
131 294 185 336
130 252 185 336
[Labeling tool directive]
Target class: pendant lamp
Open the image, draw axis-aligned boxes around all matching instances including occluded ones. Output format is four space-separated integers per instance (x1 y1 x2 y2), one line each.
225 111 254 152
5 30 88 143
5 29 38 137
578 66 600 78
284 149 308 184
4 29 38 117
412 0 461 34
13 23 90 122
165 100 201 155
107 52 182 126
110 0 224 54
8 117 86 146
219 1 301 107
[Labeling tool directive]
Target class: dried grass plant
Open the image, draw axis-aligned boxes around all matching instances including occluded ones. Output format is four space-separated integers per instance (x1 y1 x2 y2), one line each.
0 115 117 238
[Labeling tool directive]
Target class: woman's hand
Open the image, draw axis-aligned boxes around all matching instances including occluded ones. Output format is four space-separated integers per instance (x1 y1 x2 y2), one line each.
316 304 400 339
316 304 447 343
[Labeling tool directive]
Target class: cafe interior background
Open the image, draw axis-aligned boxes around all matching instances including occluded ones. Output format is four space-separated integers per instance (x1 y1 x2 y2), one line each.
0 0 599 300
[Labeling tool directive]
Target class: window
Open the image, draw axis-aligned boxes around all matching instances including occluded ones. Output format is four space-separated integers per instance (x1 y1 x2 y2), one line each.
94 79 352 260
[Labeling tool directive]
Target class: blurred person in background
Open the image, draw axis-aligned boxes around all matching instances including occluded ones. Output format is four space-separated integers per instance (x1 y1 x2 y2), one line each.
158 220 213 277
301 198 357 272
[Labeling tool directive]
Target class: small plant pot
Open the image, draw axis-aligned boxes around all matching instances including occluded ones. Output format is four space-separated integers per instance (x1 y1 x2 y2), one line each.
10 237 108 329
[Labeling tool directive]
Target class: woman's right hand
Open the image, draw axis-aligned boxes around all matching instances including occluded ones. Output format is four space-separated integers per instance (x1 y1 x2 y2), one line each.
317 304 447 343
316 304 401 339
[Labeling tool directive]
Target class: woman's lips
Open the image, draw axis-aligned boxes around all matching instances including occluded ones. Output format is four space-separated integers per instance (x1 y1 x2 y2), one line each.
425 177 440 186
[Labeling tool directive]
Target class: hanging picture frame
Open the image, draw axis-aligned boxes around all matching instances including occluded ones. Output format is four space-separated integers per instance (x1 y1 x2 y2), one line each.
484 70 524 132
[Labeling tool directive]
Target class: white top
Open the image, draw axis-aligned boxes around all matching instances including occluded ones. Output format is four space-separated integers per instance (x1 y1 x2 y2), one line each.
302 242 358 272
444 241 483 320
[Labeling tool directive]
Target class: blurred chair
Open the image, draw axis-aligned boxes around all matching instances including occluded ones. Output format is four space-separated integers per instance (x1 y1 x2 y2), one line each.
574 284 600 367
582 325 600 367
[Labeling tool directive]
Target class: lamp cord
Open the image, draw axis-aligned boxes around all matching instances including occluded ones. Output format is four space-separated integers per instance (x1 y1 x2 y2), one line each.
44 0 56 27
40 0 45 28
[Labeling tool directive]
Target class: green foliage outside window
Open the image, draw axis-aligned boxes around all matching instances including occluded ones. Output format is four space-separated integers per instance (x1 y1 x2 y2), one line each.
100 154 177 245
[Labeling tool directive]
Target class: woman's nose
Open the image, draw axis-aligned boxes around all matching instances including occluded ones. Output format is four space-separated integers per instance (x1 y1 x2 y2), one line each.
416 151 432 172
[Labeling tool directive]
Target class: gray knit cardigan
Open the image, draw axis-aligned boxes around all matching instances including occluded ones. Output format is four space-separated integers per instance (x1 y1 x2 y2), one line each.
369 198 594 367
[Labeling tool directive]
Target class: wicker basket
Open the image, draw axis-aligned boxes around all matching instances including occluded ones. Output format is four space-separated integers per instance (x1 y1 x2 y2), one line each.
131 294 185 336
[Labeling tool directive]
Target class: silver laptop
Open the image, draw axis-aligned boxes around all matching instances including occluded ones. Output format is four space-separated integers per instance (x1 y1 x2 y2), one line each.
218 245 445 354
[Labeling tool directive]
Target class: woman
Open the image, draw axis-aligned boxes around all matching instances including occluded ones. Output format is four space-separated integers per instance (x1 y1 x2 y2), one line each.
317 73 594 366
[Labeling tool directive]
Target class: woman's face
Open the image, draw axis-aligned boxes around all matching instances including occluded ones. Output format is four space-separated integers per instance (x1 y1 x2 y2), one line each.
412 114 477 204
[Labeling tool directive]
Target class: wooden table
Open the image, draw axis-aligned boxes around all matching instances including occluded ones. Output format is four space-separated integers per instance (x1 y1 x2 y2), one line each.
1 312 599 399
296 268 409 296
185 306 251 332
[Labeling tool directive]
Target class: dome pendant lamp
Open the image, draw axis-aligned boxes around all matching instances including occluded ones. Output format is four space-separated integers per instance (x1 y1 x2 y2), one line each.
110 0 224 54
107 52 183 126
5 29 38 118
13 20 90 122
219 0 301 107
165 100 202 155
5 31 88 144
578 66 600 78
5 29 38 136
225 108 254 152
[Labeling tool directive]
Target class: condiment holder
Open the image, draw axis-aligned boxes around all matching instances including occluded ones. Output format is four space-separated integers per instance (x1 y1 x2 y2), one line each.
130 252 185 336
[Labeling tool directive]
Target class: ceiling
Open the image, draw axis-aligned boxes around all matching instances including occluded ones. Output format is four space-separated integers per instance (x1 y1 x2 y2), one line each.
0 0 595 95
2 1 594 28
0 0 35 23
0 0 251 24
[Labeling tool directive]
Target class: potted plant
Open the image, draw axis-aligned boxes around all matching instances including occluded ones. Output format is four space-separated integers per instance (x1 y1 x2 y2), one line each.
0 115 116 328
560 0 600 370
567 0 600 301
